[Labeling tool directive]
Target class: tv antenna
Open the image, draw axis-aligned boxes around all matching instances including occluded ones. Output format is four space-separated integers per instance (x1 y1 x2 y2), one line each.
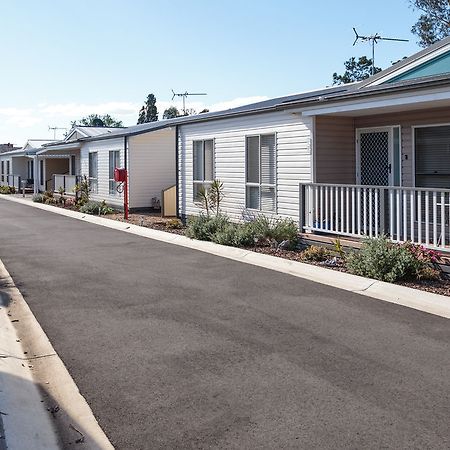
171 90 207 115
48 126 68 139
353 28 409 75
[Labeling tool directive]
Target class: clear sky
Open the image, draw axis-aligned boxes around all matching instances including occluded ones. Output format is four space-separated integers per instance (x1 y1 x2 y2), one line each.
0 0 422 145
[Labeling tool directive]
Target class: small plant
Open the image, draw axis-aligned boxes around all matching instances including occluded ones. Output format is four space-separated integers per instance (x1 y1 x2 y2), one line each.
346 236 440 283
300 245 331 262
79 200 113 215
64 197 76 209
74 176 89 205
211 223 238 246
44 196 57 205
333 238 346 259
186 214 230 241
209 180 225 216
269 218 299 249
165 218 183 229
32 193 44 203
0 185 15 194
196 179 225 217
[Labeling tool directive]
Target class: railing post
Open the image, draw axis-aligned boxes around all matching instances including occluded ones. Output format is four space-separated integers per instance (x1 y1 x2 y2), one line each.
379 187 387 235
299 183 306 232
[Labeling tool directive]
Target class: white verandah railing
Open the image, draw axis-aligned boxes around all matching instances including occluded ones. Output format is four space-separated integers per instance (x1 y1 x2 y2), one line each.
53 174 79 195
300 182 450 250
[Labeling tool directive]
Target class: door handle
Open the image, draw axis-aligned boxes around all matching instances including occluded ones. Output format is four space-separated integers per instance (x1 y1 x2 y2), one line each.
388 164 392 174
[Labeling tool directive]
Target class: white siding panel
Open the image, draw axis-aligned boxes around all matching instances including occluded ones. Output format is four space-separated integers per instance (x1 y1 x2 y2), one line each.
128 128 176 209
80 138 124 207
178 110 313 221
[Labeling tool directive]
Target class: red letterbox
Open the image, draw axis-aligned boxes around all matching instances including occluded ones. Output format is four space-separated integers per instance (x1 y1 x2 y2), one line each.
114 168 127 182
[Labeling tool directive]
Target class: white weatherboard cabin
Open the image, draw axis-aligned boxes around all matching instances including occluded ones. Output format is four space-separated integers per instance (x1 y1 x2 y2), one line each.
173 36 450 251
0 139 56 191
40 125 176 210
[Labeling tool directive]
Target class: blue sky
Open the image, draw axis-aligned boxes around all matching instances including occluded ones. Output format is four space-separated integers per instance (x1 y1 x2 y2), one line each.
0 0 422 144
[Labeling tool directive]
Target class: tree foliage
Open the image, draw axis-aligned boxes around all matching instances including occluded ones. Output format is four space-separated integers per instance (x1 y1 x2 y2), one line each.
71 114 123 128
332 56 381 85
162 106 180 119
137 94 158 124
410 0 450 47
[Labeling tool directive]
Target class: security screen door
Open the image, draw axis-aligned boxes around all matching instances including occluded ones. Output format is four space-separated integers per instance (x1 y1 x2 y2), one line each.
357 128 393 186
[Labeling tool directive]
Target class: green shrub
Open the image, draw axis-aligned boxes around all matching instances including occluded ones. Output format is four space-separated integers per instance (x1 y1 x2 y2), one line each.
186 214 230 241
79 200 114 215
346 236 433 283
0 185 14 194
270 218 298 248
301 245 331 262
166 218 183 229
32 193 44 203
44 197 57 205
211 223 238 246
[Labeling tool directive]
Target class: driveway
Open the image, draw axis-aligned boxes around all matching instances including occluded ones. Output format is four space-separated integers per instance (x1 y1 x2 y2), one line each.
0 199 449 449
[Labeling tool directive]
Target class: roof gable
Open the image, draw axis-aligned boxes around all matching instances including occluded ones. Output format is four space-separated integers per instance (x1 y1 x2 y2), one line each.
386 49 450 84
360 37 450 87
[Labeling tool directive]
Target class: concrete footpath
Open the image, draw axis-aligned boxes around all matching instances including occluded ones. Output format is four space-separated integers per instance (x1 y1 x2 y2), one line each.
0 273 60 449
0 259 113 450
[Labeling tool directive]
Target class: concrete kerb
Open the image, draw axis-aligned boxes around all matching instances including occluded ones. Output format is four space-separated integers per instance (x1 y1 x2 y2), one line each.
0 278 60 450
0 259 113 449
2 194 450 319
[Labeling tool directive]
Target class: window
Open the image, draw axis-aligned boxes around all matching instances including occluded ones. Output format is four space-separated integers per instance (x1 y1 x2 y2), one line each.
27 160 34 180
0 161 4 183
193 139 214 200
245 134 276 211
109 150 121 195
415 125 450 188
39 160 44 186
89 152 98 194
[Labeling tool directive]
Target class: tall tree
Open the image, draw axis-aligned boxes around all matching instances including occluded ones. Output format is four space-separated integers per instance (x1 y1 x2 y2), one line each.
137 94 158 124
409 0 450 47
162 106 180 119
71 114 123 128
332 56 381 85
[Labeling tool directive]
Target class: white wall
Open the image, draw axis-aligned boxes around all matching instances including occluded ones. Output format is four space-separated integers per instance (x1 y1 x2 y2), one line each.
80 138 125 207
128 128 176 209
178 110 313 221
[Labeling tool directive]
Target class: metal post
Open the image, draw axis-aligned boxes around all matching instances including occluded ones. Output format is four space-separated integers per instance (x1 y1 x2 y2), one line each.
379 187 387 235
299 183 306 231
124 170 129 220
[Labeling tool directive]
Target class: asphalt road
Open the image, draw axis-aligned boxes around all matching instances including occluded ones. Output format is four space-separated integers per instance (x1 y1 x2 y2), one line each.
0 199 449 450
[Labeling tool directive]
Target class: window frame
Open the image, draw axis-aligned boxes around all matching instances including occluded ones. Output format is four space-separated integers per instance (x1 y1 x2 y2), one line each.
88 152 98 194
245 133 277 212
192 139 215 202
108 150 121 195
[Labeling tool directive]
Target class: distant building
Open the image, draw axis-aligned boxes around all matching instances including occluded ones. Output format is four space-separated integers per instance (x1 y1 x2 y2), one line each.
0 143 20 153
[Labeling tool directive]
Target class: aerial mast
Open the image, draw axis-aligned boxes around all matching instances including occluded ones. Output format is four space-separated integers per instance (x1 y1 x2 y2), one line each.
171 90 207 115
352 28 409 75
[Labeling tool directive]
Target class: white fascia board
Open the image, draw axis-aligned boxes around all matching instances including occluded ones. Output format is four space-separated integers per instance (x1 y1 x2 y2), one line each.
36 142 81 154
300 87 450 116
366 43 450 87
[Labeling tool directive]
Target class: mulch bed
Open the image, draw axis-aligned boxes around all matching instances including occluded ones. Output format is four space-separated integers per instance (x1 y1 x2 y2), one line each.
108 213 186 235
